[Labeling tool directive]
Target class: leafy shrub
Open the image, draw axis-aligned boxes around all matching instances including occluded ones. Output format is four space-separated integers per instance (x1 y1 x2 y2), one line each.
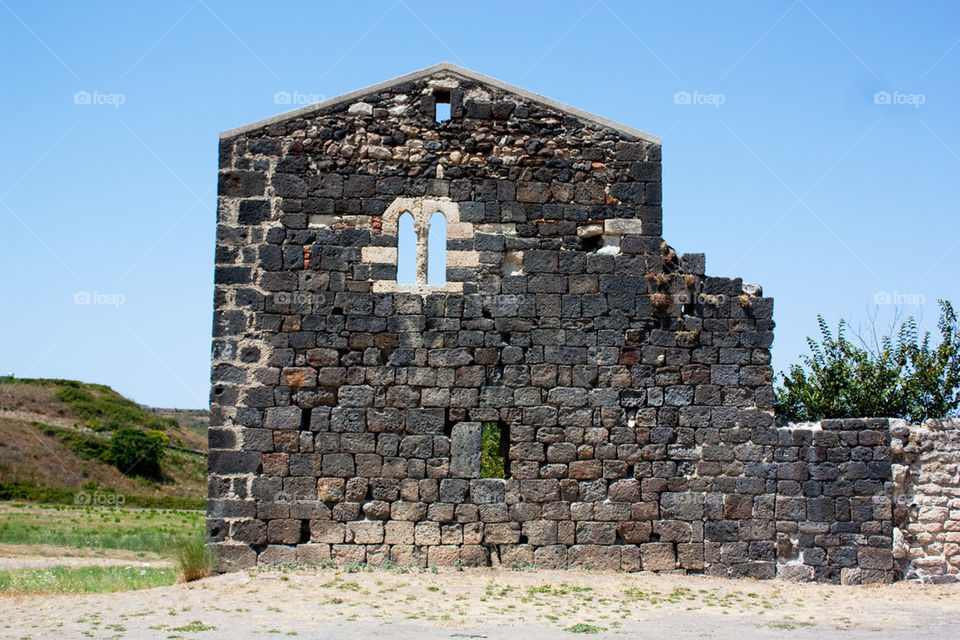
147 429 170 446
775 300 960 422
109 427 165 478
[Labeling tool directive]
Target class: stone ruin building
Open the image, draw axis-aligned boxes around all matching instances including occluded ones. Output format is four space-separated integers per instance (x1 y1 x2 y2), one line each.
208 63 959 584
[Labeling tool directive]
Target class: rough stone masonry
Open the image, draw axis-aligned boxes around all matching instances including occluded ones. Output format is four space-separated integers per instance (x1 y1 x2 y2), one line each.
208 63 957 584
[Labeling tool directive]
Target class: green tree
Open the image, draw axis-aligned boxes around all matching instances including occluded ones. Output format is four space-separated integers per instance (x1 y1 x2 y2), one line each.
109 427 165 478
775 300 960 422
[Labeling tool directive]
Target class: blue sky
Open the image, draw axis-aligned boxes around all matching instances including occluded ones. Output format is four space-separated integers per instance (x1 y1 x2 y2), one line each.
0 0 957 409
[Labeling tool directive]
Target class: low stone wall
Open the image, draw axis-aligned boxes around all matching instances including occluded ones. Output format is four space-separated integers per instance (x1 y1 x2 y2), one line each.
891 418 960 583
773 419 895 585
209 414 959 584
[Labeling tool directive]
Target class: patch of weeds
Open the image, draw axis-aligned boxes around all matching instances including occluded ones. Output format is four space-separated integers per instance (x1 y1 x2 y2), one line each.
344 562 370 574
565 623 605 634
168 621 216 632
761 621 815 630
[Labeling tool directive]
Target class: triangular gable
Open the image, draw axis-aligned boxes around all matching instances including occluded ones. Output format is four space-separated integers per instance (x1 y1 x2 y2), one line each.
221 62 660 145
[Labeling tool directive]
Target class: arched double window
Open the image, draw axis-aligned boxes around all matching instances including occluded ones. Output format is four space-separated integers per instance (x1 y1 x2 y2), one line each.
364 197 466 293
394 207 447 287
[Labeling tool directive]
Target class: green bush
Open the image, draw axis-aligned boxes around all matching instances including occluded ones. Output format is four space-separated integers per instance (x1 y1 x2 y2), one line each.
775 300 960 422
109 427 165 478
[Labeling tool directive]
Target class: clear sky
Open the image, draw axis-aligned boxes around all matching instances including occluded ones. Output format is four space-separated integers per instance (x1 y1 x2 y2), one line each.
1 1 957 409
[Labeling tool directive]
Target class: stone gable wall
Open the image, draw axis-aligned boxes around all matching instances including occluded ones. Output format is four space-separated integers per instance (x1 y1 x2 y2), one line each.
208 69 951 583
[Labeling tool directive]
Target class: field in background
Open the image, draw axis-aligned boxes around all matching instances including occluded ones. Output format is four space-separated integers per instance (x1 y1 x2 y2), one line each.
0 501 204 593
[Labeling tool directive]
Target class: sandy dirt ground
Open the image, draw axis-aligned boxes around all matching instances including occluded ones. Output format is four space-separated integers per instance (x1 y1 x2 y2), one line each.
0 564 957 639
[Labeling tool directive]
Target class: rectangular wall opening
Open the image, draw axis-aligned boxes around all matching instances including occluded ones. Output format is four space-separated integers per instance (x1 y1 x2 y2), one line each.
435 89 451 122
481 421 510 478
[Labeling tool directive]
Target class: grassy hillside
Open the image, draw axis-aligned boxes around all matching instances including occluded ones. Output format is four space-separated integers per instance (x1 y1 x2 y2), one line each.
0 377 208 510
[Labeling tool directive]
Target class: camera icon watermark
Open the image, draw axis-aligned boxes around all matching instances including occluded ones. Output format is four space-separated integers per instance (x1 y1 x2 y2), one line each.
674 90 725 109
873 90 925 109
874 290 926 305
274 90 325 106
73 290 126 308
73 90 126 108
74 490 126 507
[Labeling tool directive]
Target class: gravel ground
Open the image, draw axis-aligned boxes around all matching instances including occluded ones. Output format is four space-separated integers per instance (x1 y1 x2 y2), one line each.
0 565 957 639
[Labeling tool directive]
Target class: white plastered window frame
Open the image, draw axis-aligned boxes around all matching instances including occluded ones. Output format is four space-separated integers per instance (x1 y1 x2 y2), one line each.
362 197 478 294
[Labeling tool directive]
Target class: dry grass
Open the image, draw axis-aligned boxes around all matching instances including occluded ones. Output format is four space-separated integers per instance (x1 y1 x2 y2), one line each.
174 533 215 583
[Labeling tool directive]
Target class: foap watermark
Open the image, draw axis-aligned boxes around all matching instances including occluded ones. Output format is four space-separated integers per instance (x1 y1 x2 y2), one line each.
874 290 926 306
74 290 126 308
873 90 925 109
674 90 725 108
272 488 316 504
74 490 126 507
274 90 325 106
73 90 126 108
273 291 313 305
670 292 729 305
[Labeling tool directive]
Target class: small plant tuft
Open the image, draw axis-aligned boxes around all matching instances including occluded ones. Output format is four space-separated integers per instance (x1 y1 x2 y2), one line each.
650 292 671 312
644 272 670 288
176 532 215 582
